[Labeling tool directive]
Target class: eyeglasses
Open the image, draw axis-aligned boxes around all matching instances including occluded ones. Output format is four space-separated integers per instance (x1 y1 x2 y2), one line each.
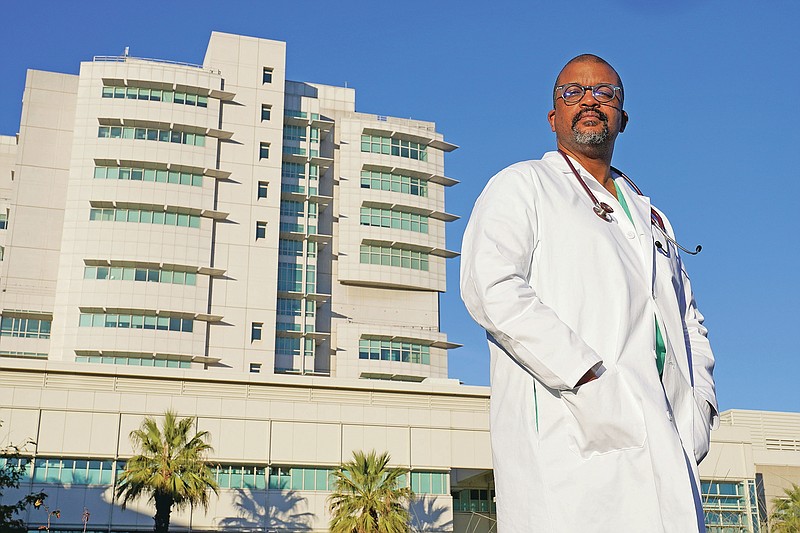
555 83 622 105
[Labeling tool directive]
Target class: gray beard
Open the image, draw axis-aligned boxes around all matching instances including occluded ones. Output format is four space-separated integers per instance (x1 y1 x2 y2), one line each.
573 124 609 145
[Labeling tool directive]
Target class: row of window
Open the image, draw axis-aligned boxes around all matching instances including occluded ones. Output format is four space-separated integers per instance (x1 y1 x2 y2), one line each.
1 457 447 495
75 355 191 368
360 207 429 233
358 339 431 365
361 135 428 161
94 165 203 187
78 313 194 332
102 85 209 108
360 169 428 197
89 208 201 228
360 245 430 271
0 317 52 339
84 266 197 285
98 126 206 147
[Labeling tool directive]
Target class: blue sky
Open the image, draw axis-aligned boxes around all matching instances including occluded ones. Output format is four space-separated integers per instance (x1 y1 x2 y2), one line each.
1 1 798 412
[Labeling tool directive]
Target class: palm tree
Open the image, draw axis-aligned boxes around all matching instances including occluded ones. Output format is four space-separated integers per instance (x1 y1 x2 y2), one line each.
327 450 413 533
115 411 218 533
771 483 800 532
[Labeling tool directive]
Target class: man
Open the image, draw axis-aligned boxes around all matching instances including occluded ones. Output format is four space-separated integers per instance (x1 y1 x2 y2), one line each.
460 54 718 532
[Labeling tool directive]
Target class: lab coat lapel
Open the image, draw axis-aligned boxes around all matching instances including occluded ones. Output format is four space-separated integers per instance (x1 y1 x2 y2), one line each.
619 183 656 295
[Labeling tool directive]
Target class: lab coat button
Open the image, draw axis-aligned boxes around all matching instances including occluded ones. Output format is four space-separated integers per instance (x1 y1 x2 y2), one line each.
626 231 635 239
667 411 673 421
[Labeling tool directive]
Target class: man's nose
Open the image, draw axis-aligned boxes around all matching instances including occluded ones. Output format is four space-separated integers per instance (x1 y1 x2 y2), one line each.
579 89 600 106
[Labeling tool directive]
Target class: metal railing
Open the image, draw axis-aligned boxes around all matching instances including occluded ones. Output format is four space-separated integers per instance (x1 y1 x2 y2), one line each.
93 55 221 74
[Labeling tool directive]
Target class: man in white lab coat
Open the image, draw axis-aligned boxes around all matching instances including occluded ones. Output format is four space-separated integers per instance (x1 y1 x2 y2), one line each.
460 54 718 532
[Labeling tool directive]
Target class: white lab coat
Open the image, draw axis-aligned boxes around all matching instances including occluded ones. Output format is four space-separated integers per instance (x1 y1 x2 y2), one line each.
460 152 718 533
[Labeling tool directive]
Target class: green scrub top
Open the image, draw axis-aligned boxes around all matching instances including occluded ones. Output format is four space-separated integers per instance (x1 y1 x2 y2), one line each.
614 180 666 376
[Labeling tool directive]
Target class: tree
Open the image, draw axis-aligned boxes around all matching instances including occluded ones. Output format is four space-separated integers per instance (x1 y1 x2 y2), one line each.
327 450 413 533
771 483 800 533
115 411 218 533
0 421 47 533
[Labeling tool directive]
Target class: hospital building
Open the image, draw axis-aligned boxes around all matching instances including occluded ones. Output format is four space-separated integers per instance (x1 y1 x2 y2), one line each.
0 32 798 533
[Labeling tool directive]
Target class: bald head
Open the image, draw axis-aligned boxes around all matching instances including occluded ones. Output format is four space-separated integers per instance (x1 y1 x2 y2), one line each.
552 54 624 107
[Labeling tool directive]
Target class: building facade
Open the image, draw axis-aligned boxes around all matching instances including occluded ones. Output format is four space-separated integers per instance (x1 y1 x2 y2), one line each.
0 31 798 533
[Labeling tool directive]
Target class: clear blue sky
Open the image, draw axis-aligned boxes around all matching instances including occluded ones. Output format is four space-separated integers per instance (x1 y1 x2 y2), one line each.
1 1 798 413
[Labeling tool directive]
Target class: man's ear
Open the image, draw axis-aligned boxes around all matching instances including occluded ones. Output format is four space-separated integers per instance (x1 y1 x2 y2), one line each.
620 111 629 133
547 109 556 132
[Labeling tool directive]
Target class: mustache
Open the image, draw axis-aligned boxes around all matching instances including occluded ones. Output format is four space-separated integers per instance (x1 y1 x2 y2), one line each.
572 109 609 128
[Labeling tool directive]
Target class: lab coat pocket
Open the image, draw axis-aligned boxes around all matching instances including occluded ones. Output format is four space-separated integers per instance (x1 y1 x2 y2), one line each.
692 393 712 463
561 370 646 459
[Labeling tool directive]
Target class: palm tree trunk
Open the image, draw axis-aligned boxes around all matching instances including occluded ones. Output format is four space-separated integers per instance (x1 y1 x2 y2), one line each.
153 492 173 533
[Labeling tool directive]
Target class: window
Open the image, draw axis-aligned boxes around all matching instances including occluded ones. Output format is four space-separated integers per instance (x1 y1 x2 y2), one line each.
277 263 303 292
261 104 272 121
411 472 448 495
452 489 496 513
0 211 7 229
94 165 202 187
89 207 200 228
358 338 430 364
0 246 4 261
251 322 263 342
360 169 427 197
359 244 429 271
78 312 192 332
98 126 205 147
360 206 429 233
249 363 262 373
278 239 303 257
212 465 267 489
83 266 196 285
257 181 268 199
360 135 428 161
263 67 274 84
256 221 267 240
283 125 307 142
268 466 333 491
31 458 115 485
275 336 301 356
101 85 208 108
259 142 270 159
0 317 52 339
75 354 190 368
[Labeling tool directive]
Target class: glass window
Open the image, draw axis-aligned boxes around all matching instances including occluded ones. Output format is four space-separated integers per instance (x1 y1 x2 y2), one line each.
256 221 267 240
259 142 270 159
251 322 263 342
261 104 271 121
263 67 274 83
258 181 268 199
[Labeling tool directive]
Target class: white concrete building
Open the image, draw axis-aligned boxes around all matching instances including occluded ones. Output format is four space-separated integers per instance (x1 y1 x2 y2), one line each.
0 31 798 533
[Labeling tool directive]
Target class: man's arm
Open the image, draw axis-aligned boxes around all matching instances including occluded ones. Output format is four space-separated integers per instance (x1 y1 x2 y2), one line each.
460 166 602 391
682 267 719 428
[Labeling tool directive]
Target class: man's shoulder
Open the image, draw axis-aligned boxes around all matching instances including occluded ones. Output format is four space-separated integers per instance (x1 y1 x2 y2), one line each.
491 152 563 185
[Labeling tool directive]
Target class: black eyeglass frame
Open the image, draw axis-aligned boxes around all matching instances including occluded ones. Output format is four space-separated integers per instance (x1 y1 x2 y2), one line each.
555 83 623 105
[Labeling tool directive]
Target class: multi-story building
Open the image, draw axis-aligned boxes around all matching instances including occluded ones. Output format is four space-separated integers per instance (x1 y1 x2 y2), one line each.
0 31 459 380
0 31 798 533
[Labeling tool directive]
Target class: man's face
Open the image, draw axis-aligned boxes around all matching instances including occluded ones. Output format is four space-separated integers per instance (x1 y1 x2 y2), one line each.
547 61 628 153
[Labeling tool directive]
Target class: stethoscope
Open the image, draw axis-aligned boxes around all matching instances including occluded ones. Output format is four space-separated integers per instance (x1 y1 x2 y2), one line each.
559 150 702 255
